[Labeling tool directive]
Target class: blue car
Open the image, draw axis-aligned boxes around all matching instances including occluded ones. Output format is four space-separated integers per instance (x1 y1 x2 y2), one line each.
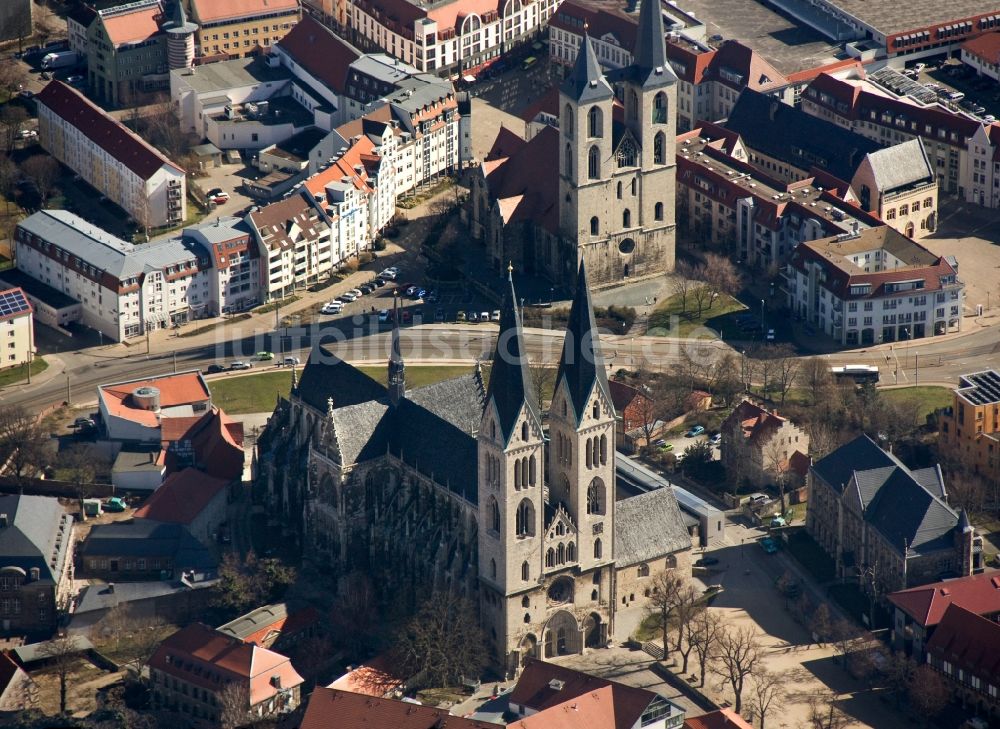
685 425 705 438
759 537 778 554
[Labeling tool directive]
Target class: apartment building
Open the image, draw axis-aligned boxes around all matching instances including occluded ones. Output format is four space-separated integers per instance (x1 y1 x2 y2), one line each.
348 0 560 75
0 288 33 370
36 81 186 230
15 212 256 341
720 399 809 489
87 0 170 106
851 139 938 239
926 604 1000 722
67 3 97 58
150 623 304 726
962 33 1000 82
186 0 301 61
939 370 1000 479
675 125 882 271
783 226 964 347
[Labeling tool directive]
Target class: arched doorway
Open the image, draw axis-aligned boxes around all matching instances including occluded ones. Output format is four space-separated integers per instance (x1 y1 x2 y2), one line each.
904 222 914 238
544 610 581 657
583 612 605 648
520 633 538 665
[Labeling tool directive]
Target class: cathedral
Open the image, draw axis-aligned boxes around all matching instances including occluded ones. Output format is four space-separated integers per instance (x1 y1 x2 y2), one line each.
469 0 678 289
255 265 691 676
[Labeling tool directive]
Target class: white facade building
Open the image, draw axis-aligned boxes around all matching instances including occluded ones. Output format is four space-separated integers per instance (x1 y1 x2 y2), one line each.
35 81 186 230
0 288 34 370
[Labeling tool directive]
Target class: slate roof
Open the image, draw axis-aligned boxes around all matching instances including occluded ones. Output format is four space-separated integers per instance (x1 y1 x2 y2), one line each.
485 272 540 445
300 687 501 729
80 519 217 573
888 572 1000 628
560 33 614 103
296 348 387 413
0 494 72 584
556 261 612 425
73 577 217 615
614 486 692 567
724 89 881 183
625 0 675 88
812 434 962 555
862 138 934 193
926 604 1000 684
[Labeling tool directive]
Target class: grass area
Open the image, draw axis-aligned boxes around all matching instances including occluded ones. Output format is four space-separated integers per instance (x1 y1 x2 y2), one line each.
646 291 747 337
209 365 476 414
882 386 952 419
785 529 835 583
397 177 457 209
0 356 47 389
633 614 661 642
255 296 301 316
178 314 251 338
415 687 467 707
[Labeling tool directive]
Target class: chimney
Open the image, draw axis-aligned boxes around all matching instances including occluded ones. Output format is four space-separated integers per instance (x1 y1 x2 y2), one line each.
108 583 115 594
0 514 7 528
271 675 282 689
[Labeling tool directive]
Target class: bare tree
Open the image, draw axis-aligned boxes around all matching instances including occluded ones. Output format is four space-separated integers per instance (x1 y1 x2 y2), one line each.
708 353 742 407
331 571 380 658
22 155 61 206
749 665 786 729
907 665 951 723
218 680 252 729
688 609 722 688
830 619 861 666
58 444 105 514
801 358 832 401
711 624 762 714
0 64 28 101
809 603 832 646
529 366 557 412
645 569 685 660
391 591 487 689
32 4 61 47
39 634 79 714
761 436 792 517
670 265 695 315
702 253 741 308
0 404 49 489
0 154 19 215
807 420 841 460
807 692 851 729
0 106 28 154
882 651 917 708
769 344 800 404
673 584 702 674
947 470 989 516
689 282 714 317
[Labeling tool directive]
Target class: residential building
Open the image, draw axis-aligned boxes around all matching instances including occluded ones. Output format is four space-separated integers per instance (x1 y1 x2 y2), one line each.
888 572 1000 658
675 124 881 271
111 449 166 492
851 139 938 239
149 622 304 725
962 33 1000 82
35 81 186 229
609 379 654 451
0 288 33 370
683 709 754 729
186 0 301 61
806 434 982 598
159 405 245 480
300 687 499 729
0 494 73 635
79 520 217 581
470 0 676 288
720 399 809 490
133 468 230 547
507 658 685 728
926 603 1000 721
66 3 97 58
783 226 964 346
87 0 169 106
0 271 80 334
67 576 216 636
15 213 257 341
347 0 559 76
98 371 213 443
939 370 1000 479
215 603 320 650
255 264 693 674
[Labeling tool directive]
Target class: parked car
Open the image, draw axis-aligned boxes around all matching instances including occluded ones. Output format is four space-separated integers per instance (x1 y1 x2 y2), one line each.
654 439 667 447
491 310 501 322
456 310 467 322
348 288 363 298
404 285 418 297
229 361 252 370
256 351 274 361
377 309 389 322
413 289 427 300
209 190 230 204
205 364 225 374
16 129 37 139
321 301 343 314
72 417 95 429
65 74 85 86
709 433 722 446
759 537 778 554
434 307 445 322
372 277 386 287
659 442 674 452
359 283 374 295
104 497 127 513
685 425 705 437
480 311 490 322
769 515 787 529
282 356 300 366
379 269 398 280
18 89 33 99
339 292 357 302
694 556 720 567
468 311 479 323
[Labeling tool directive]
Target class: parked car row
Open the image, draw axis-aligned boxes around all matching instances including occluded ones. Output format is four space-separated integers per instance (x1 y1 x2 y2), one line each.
456 310 501 323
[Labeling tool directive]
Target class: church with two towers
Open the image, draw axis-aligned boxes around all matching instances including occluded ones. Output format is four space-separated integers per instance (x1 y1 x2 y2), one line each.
469 0 678 289
255 266 691 677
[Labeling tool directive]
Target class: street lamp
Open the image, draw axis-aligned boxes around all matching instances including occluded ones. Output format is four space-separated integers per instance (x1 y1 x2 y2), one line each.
760 299 765 332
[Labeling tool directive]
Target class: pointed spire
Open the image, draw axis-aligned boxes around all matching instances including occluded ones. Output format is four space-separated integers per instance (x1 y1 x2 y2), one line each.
560 32 613 103
959 508 973 533
633 0 667 71
290 364 298 392
388 290 405 406
485 265 540 444
171 0 188 26
556 260 610 425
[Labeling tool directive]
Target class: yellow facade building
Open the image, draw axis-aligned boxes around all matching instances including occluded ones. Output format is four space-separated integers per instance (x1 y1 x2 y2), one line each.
186 0 301 60
940 371 1000 478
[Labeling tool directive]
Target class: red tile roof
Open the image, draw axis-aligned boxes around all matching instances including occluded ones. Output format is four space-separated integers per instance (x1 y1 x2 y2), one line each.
426 0 502 34
240 606 320 647
300 687 501 729
36 81 182 179
481 125 559 235
722 400 788 447
888 572 1000 628
99 372 212 428
150 623 303 706
134 467 228 525
962 32 1000 63
548 0 641 51
684 708 755 729
785 58 865 85
190 0 299 24
707 40 787 91
276 15 359 95
161 407 244 481
926 603 1000 683
510 685 618 729
101 2 163 46
327 654 406 698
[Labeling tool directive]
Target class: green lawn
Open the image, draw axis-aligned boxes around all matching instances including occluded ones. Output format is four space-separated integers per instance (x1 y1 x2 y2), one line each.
0 356 47 390
646 291 747 337
209 365 476 414
882 386 952 419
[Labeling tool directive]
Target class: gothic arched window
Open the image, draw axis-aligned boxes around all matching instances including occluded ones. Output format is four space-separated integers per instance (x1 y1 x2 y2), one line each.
521 421 529 441
567 542 576 562
587 478 605 515
521 458 529 489
556 543 565 564
490 558 497 579
628 90 638 121
594 537 603 559
588 145 600 179
655 202 664 221
488 496 500 534
623 209 632 228
592 437 599 468
522 561 530 581
653 91 667 123
514 459 521 490
590 216 599 235
564 103 574 138
588 105 602 137
600 434 607 465
516 499 535 537
592 401 599 419
564 143 573 177
654 132 666 165
529 454 536 486
585 438 593 469
546 548 555 568
617 181 623 199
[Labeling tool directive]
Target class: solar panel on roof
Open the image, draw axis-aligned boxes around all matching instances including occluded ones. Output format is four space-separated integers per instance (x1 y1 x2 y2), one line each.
0 290 29 320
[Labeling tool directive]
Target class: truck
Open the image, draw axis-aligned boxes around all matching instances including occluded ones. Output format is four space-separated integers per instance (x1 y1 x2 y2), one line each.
41 51 79 70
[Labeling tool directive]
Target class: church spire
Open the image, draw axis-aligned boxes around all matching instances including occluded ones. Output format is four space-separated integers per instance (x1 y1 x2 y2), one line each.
560 31 613 103
556 260 610 425
633 0 667 71
388 291 405 406
485 265 540 444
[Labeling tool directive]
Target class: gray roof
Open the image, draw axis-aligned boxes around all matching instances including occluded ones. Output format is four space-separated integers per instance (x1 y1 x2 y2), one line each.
614 486 692 567
610 0 677 89
14 636 92 665
112 449 163 474
172 56 291 94
385 75 454 116
0 494 72 584
350 54 420 85
184 215 250 244
560 33 614 103
74 577 217 615
80 519 217 573
556 261 611 426
216 602 291 640
864 138 933 193
19 210 211 284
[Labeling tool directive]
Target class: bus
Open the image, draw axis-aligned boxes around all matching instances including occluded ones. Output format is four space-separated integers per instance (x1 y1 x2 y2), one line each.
831 365 880 384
